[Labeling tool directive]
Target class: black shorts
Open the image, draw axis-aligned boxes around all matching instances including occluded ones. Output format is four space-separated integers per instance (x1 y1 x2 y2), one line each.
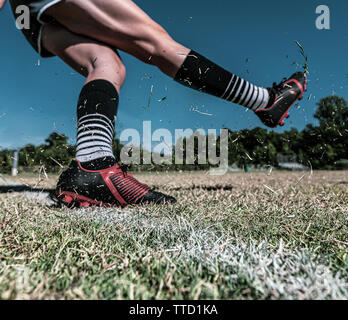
9 0 62 57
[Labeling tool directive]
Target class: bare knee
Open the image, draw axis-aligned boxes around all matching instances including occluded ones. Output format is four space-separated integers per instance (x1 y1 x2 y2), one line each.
87 47 126 89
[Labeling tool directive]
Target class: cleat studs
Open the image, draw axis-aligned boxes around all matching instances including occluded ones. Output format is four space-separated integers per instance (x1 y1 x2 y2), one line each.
63 196 73 203
279 120 285 126
285 113 290 119
80 201 90 208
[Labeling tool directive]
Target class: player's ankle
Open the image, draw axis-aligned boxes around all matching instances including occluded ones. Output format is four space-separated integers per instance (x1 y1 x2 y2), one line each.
79 156 117 170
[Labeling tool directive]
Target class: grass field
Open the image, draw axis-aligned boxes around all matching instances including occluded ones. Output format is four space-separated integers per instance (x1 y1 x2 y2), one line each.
0 170 347 300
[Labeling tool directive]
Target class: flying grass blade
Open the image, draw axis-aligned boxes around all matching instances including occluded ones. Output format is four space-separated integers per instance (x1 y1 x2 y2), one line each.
295 41 309 74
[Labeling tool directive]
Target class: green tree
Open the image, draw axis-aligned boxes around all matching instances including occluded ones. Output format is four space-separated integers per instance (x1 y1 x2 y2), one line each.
36 132 74 169
301 96 348 168
19 144 37 167
314 96 348 129
0 149 12 173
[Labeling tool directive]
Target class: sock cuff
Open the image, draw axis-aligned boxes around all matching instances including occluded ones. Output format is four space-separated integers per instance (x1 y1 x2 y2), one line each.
77 79 119 123
174 50 232 98
79 79 119 100
174 50 200 81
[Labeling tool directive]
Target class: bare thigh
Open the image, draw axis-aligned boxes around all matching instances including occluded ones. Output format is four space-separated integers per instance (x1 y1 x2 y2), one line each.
42 22 126 92
45 0 190 77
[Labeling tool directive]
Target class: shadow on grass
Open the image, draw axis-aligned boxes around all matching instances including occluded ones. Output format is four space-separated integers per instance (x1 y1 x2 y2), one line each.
0 185 62 208
0 185 55 194
154 184 234 191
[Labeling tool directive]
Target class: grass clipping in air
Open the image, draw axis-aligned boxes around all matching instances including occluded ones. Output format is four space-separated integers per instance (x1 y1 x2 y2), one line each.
295 40 309 74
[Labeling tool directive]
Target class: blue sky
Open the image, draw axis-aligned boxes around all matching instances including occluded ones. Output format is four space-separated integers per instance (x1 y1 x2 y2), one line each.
0 0 347 150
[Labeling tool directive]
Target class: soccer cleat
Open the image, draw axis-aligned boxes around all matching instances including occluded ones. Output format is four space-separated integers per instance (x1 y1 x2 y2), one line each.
255 72 307 128
56 160 176 208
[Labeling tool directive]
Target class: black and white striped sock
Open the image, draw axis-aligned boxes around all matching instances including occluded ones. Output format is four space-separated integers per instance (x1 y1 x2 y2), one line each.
76 80 118 166
174 50 271 110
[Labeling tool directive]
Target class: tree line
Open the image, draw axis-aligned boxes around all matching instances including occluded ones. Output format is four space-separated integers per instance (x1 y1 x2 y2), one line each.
0 95 347 173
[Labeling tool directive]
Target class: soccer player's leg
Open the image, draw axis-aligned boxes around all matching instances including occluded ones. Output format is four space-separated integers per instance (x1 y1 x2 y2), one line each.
44 0 190 77
45 0 307 128
42 23 176 207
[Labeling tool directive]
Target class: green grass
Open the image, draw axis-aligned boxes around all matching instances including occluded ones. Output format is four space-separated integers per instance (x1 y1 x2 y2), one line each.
0 171 347 299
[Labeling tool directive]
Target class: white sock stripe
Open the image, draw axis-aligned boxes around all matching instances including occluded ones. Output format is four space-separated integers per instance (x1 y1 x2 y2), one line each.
76 109 116 161
254 88 266 110
79 117 114 132
79 113 114 128
76 146 113 157
244 84 255 108
226 76 240 101
76 141 111 152
258 88 269 109
231 79 244 103
249 87 260 110
220 74 234 99
245 85 255 108
78 119 114 135
77 123 114 139
258 88 266 108
76 135 110 145
77 124 113 138
77 129 112 141
246 85 258 109
220 73 270 110
237 81 248 104
76 151 115 163
239 82 250 105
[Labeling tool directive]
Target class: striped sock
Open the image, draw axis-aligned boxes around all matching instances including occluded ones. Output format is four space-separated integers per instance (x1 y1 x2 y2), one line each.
75 80 118 168
174 50 271 110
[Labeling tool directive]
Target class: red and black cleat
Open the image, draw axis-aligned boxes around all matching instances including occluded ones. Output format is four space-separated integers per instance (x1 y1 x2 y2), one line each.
56 160 176 208
255 72 307 128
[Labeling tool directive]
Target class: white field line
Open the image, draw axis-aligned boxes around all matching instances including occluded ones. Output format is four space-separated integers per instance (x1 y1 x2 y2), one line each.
71 209 348 300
